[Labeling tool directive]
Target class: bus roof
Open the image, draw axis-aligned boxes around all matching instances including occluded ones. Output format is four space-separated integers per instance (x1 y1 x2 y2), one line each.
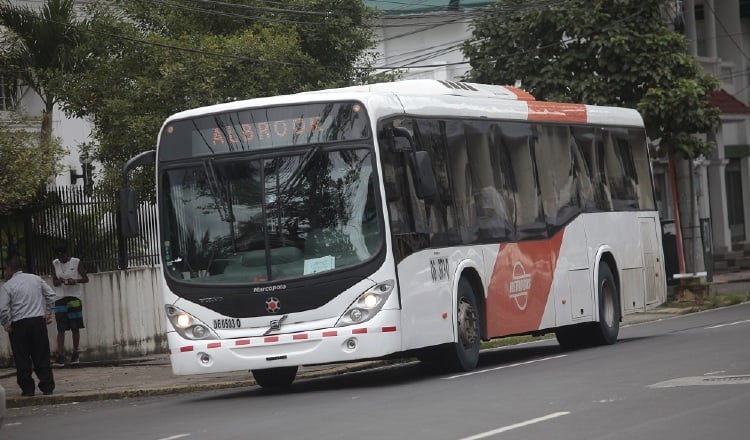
166 80 644 128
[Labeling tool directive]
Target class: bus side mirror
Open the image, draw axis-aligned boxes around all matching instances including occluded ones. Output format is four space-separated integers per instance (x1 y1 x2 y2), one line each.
389 126 414 153
412 150 437 200
120 150 156 239
120 187 140 238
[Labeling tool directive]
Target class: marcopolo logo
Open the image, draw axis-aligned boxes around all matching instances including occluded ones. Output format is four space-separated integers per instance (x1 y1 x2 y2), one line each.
253 284 287 293
509 261 531 311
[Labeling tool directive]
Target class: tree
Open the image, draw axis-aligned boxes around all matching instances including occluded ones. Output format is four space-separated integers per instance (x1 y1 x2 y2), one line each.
0 116 64 213
463 0 720 158
0 0 82 144
51 0 378 198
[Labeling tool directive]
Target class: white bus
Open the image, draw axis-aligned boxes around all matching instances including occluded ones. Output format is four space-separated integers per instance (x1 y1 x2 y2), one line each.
121 80 666 387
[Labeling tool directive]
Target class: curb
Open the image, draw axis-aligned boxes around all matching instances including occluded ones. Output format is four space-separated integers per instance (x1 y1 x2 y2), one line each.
4 361 382 409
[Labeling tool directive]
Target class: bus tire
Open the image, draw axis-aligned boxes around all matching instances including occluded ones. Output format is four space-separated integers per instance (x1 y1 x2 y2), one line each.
251 366 298 388
446 277 481 372
591 263 620 346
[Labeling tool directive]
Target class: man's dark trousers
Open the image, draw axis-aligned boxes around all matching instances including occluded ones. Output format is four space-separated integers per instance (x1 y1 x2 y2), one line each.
9 316 55 395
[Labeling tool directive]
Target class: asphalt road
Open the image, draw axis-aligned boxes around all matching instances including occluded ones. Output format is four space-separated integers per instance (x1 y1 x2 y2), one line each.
3 303 749 440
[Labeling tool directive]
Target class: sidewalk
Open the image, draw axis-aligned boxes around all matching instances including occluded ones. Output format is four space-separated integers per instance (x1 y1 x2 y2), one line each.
2 275 748 409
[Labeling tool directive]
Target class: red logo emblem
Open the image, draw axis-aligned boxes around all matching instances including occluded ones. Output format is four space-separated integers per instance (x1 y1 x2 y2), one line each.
265 297 281 313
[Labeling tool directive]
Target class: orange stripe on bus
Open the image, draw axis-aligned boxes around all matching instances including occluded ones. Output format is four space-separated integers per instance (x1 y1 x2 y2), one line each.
485 229 565 338
505 86 536 101
527 101 587 123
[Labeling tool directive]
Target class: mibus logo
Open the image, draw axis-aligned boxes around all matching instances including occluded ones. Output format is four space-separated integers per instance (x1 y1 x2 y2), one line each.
509 261 531 310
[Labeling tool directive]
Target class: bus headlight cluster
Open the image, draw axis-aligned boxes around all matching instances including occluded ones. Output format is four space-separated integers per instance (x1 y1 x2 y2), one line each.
165 305 218 340
336 280 395 327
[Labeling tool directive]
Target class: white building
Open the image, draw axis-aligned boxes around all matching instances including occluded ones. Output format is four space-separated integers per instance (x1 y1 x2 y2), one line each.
1 0 94 188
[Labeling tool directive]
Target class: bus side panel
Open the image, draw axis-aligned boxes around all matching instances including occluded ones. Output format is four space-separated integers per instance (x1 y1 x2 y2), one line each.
485 231 564 338
397 248 457 351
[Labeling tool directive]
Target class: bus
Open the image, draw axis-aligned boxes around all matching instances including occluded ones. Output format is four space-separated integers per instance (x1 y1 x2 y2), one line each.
121 80 666 387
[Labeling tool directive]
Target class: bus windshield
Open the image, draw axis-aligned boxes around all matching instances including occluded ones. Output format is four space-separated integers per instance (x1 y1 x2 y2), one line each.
159 147 382 284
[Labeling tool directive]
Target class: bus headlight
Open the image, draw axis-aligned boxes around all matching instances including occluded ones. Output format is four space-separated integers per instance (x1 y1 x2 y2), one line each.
336 280 394 327
165 305 218 340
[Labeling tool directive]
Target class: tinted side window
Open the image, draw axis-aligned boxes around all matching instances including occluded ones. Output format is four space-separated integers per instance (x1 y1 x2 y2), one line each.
414 119 460 245
535 125 582 233
378 119 428 262
493 122 546 240
444 120 479 243
573 127 612 211
602 128 639 210
466 121 513 242
629 129 656 210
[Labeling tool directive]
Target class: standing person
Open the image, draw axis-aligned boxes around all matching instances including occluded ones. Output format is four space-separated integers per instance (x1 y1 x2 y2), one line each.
0 255 56 396
51 245 88 366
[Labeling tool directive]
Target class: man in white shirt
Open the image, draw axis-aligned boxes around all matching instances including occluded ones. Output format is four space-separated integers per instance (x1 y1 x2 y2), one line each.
51 245 89 367
0 255 56 396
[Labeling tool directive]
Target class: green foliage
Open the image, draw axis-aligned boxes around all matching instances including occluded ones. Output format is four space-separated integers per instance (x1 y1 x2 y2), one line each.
464 0 720 158
0 0 82 141
0 116 65 213
50 0 377 201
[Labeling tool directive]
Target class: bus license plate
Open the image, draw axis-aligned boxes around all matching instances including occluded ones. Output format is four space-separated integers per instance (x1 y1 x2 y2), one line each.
213 318 241 329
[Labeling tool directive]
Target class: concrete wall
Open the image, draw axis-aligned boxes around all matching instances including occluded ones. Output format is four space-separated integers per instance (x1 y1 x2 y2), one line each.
0 267 167 367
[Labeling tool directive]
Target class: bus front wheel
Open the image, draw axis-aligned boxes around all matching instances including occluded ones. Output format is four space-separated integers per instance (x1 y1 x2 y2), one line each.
446 278 481 372
251 366 298 388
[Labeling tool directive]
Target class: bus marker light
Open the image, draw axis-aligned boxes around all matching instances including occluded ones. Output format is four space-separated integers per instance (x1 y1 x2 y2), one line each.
382 326 397 333
442 312 448 319
235 339 250 346
207 342 221 349
352 328 367 334
180 346 194 352
323 331 338 337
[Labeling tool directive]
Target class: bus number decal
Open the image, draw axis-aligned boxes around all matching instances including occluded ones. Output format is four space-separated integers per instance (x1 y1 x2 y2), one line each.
430 257 450 283
213 318 241 329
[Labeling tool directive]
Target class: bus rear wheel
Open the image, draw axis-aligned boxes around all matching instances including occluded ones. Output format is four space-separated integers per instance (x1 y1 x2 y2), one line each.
446 278 481 372
590 263 620 346
251 366 298 388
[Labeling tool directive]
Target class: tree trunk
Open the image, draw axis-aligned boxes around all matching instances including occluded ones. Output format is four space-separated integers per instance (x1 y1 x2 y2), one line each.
675 157 705 274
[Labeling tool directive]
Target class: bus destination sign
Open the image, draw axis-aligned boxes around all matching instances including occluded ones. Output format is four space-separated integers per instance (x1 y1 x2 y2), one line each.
159 101 370 161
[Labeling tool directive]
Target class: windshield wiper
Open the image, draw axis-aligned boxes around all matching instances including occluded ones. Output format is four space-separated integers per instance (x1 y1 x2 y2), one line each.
203 158 235 223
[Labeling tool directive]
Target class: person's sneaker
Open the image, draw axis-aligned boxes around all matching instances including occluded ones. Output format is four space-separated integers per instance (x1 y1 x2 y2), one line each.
70 351 80 366
54 354 66 367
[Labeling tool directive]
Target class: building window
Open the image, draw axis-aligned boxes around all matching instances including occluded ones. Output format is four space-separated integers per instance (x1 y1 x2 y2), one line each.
1 75 18 112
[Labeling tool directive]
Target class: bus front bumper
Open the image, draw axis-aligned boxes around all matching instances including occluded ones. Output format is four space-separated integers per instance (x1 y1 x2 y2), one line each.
168 309 402 375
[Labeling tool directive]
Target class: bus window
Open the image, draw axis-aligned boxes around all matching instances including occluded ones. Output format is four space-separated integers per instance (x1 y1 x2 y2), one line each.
629 129 656 210
603 128 639 210
569 128 596 211
414 119 459 246
494 122 546 240
379 118 429 262
574 127 613 211
465 121 513 241
535 124 581 232
444 120 478 243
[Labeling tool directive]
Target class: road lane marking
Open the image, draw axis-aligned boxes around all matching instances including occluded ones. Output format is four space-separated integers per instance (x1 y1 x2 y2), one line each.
443 355 567 380
650 375 750 388
705 319 750 329
457 411 571 440
155 434 190 440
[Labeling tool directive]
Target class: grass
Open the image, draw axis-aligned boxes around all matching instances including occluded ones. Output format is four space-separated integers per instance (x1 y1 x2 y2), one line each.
480 333 553 350
661 291 750 314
